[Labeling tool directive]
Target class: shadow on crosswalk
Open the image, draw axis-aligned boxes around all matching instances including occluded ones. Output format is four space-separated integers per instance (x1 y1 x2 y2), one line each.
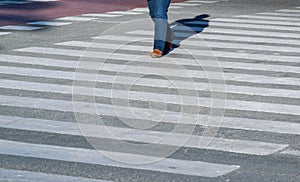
169 14 210 53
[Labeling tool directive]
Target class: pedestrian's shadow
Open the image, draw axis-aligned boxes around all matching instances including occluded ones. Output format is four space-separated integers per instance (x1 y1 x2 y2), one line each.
168 14 210 53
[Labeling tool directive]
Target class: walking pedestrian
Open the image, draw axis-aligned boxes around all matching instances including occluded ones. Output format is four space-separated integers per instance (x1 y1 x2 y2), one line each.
147 0 173 58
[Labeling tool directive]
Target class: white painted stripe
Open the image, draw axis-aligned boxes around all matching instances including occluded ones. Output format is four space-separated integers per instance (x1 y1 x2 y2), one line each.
0 25 42 31
6 69 300 114
183 21 300 32
0 168 108 182
93 34 300 52
184 1 202 4
257 12 300 17
19 44 299 65
0 115 17 123
173 3 201 6
169 6 184 9
208 20 300 31
279 149 300 156
171 25 204 32
94 33 300 48
213 18 300 27
1 53 300 99
17 46 300 86
56 16 97 21
188 40 300 53
107 11 143 15
235 15 300 22
1 58 300 99
0 54 78 68
58 39 300 67
2 77 300 119
205 27 300 39
277 9 300 13
188 0 218 3
0 140 240 177
61 41 300 82
16 42 299 85
0 32 11 35
180 38 300 53
92 34 300 54
128 30 300 61
81 13 123 17
1 95 300 135
131 27 300 40
0 116 288 155
27 21 72 26
129 7 149 12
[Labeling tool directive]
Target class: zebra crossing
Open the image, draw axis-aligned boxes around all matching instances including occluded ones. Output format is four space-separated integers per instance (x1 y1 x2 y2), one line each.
1 4 300 182
0 168 110 182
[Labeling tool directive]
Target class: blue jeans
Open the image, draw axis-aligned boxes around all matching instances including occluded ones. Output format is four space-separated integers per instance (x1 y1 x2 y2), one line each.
147 0 172 52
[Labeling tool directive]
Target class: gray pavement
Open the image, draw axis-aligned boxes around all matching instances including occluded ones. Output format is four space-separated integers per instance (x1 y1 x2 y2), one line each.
0 0 300 181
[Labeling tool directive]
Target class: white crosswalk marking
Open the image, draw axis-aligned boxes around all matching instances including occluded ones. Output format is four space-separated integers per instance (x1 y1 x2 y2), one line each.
0 61 299 99
16 43 300 64
130 27 300 40
56 16 98 21
212 18 300 27
94 34 300 50
205 28 300 38
0 25 42 31
126 29 300 56
0 116 288 155
0 168 110 182
6 44 300 73
186 21 300 31
27 21 72 26
107 11 144 15
277 9 300 13
188 0 218 3
15 46 300 86
0 76 299 115
129 8 149 13
1 94 299 135
257 12 300 17
169 6 184 9
90 34 300 53
0 32 11 35
81 13 123 17
1 5 300 181
235 15 300 21
173 3 201 6
279 150 300 157
0 140 240 177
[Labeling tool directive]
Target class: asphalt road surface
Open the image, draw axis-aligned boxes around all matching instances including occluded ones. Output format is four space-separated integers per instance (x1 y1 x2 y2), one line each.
0 0 300 181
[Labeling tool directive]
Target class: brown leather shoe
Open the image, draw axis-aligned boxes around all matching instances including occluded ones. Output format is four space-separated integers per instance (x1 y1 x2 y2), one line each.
151 49 163 58
163 41 172 55
163 29 174 55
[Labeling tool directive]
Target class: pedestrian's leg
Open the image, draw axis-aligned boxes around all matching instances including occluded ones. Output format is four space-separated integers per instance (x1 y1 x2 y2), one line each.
153 0 171 52
147 0 171 57
147 0 154 20
163 22 174 54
